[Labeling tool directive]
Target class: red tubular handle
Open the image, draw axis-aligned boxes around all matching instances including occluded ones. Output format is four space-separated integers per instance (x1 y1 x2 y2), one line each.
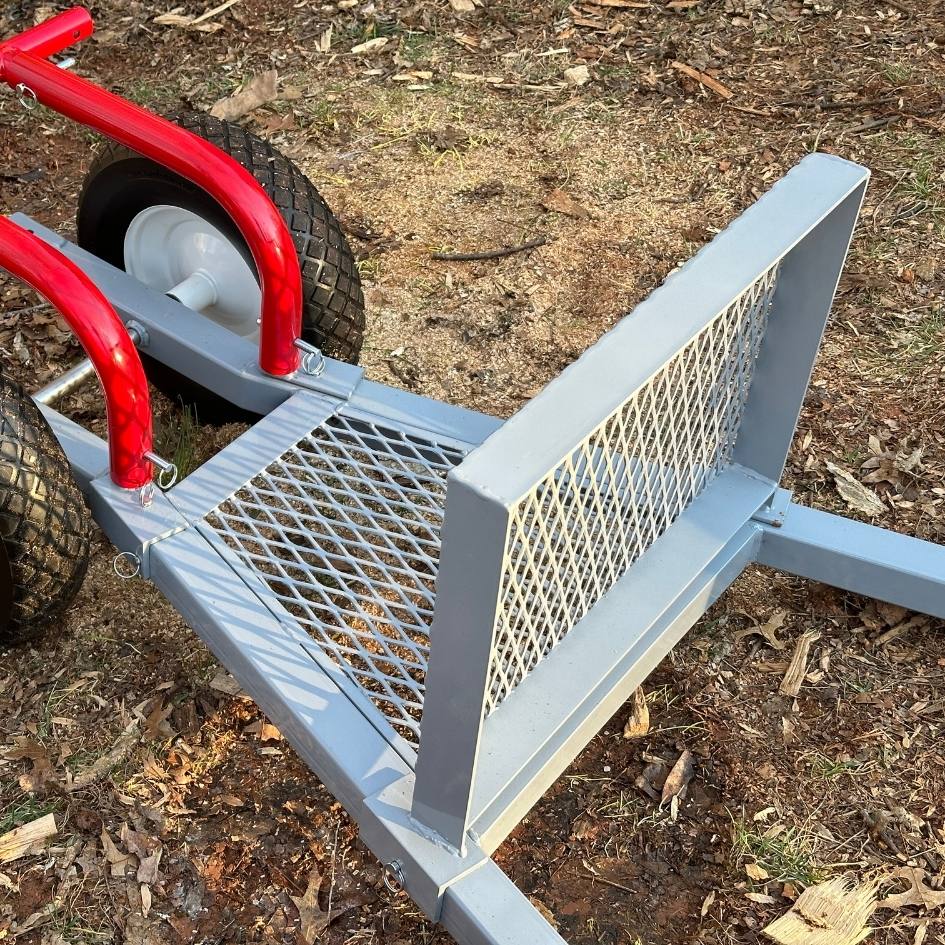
0 9 303 377
0 8 92 60
0 217 153 489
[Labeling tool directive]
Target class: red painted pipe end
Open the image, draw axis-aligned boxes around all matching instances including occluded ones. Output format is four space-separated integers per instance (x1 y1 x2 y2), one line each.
0 8 93 65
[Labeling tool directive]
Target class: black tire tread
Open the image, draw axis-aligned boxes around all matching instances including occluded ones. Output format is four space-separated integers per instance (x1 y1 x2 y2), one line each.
81 111 365 361
0 368 90 645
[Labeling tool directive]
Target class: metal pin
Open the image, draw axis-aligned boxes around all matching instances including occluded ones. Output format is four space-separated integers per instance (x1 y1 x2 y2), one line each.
293 338 326 378
145 452 178 490
32 323 144 407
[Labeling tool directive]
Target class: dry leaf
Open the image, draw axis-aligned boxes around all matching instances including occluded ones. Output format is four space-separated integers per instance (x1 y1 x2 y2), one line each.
748 892 778 904
0 813 57 863
144 701 174 741
153 0 239 34
351 37 389 54
19 755 58 795
735 610 788 650
100 828 132 876
210 71 279 121
449 0 476 10
542 188 590 219
661 749 695 804
153 13 194 27
825 461 886 517
746 862 771 881
876 601 908 626
623 687 650 739
292 867 331 943
764 877 877 945
878 867 945 911
564 65 590 86
137 847 163 885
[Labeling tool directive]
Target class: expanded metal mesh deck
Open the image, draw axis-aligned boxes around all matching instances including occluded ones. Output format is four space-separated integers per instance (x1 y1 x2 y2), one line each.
485 264 779 713
205 410 467 748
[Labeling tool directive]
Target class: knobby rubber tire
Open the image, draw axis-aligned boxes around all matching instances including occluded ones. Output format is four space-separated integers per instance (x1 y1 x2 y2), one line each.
0 367 90 646
76 111 365 419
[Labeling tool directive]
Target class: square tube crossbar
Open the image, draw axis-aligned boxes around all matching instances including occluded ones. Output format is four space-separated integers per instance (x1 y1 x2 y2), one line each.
20 152 945 944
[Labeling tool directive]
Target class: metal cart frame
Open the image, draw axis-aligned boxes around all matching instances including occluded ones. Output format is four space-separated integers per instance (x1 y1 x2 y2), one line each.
2 10 943 943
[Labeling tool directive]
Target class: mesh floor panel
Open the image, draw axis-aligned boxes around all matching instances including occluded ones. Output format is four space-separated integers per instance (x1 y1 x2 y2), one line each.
485 264 780 713
206 411 467 749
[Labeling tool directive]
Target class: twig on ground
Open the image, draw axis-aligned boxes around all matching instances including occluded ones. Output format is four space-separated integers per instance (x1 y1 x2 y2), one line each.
846 115 902 134
66 720 141 792
670 61 733 100
581 870 636 896
432 237 547 262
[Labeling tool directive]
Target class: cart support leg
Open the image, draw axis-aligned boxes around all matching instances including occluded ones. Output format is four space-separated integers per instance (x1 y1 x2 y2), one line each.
755 493 945 619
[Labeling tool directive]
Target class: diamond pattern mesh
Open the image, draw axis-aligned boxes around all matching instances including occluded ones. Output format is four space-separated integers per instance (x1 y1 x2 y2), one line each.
206 412 466 748
485 265 780 713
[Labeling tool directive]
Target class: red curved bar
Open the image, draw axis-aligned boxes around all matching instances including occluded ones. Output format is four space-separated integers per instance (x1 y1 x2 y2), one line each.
0 9 303 377
0 8 92 60
0 217 153 489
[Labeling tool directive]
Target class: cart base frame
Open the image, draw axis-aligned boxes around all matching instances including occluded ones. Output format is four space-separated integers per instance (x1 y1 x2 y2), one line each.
16 165 945 943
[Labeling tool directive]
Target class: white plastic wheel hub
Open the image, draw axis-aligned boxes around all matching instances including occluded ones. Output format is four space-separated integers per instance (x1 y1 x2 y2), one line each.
123 205 262 337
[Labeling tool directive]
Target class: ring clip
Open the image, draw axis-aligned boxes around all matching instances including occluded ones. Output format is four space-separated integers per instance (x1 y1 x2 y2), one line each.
293 339 326 378
15 84 37 111
145 451 178 490
113 551 141 579
383 860 405 894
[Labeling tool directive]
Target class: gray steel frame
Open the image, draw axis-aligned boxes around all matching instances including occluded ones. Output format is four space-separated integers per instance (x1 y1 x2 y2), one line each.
15 153 945 945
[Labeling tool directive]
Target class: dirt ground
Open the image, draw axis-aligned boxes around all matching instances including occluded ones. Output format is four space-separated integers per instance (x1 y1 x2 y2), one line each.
1 0 944 943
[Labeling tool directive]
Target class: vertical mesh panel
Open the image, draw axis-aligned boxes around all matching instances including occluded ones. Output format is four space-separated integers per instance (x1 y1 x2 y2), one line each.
485 265 780 713
206 412 466 749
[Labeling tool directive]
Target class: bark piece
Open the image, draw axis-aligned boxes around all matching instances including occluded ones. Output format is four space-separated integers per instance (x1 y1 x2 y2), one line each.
671 61 734 99
623 687 650 739
780 631 820 697
764 877 876 945
0 813 57 863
